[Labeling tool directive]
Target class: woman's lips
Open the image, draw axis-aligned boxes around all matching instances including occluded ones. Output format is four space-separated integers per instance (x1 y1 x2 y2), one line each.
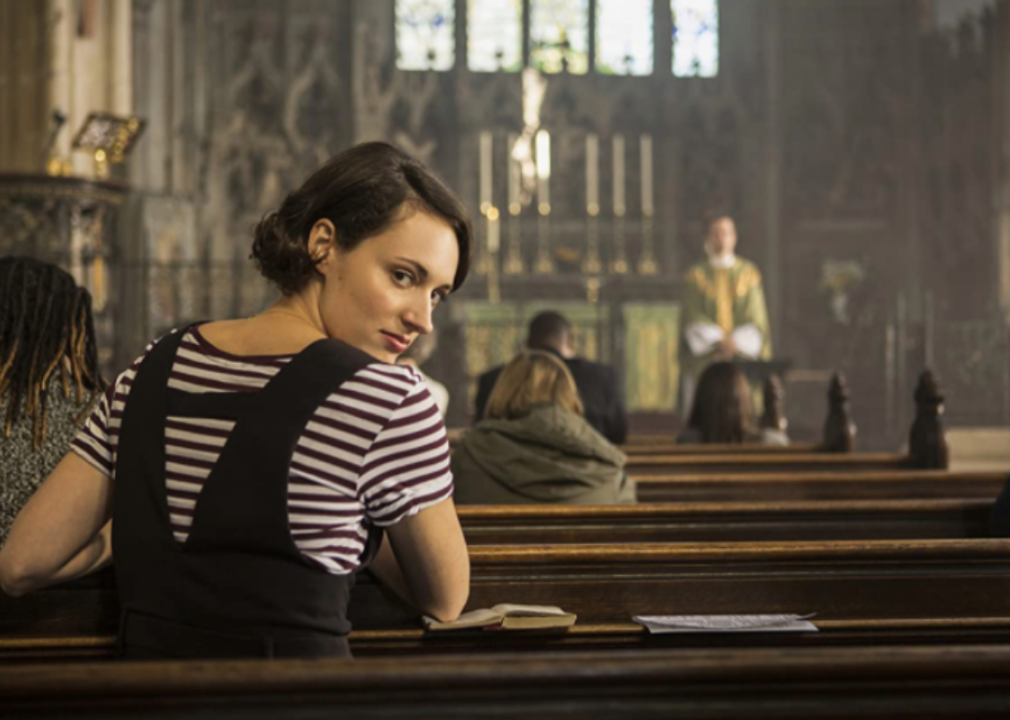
381 331 410 354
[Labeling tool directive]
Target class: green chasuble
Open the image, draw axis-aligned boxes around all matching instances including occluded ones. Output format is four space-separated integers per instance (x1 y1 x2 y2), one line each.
680 256 772 378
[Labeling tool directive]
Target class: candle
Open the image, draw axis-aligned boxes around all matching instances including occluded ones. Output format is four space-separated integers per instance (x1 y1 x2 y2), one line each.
479 131 493 214
613 134 625 217
640 134 653 217
508 133 521 215
586 133 599 215
487 206 501 253
536 129 550 214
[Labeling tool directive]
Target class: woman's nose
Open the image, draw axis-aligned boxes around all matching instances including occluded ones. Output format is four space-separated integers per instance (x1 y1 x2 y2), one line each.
404 295 434 335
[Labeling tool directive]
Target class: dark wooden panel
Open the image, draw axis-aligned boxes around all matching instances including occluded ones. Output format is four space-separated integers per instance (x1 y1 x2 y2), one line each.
4 645 1010 719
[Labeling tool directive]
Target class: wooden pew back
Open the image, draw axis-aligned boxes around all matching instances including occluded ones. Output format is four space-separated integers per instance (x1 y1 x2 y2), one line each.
4 645 1010 719
626 452 917 474
458 499 993 544
634 470 1007 502
6 538 1010 659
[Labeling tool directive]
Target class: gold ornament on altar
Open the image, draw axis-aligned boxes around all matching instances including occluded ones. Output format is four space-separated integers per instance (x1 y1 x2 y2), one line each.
72 112 146 179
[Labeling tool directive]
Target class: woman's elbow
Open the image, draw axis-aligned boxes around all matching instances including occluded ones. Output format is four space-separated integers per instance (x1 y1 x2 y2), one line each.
0 556 35 598
423 586 470 623
423 562 471 622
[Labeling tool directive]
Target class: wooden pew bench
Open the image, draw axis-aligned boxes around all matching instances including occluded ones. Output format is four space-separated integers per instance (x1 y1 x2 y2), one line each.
3 645 1010 719
458 499 993 544
4 539 1010 661
623 441 823 456
627 452 920 475
634 470 1007 502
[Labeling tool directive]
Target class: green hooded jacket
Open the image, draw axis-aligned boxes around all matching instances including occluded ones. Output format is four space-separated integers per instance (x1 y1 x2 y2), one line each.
451 403 634 505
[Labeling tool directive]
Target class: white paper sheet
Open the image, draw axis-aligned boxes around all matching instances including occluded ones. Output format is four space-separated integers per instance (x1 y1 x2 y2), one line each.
633 614 818 634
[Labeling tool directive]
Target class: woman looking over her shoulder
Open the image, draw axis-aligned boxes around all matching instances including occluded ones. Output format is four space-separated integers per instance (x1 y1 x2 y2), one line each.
0 142 471 659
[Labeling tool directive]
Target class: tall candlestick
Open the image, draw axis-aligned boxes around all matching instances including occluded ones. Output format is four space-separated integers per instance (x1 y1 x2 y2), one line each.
479 131 493 215
640 134 653 217
536 130 550 215
586 133 599 215
613 134 626 217
507 132 521 215
487 207 501 253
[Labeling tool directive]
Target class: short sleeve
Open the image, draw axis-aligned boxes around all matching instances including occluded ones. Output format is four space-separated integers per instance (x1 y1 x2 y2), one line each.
71 382 117 476
71 338 157 479
356 376 453 527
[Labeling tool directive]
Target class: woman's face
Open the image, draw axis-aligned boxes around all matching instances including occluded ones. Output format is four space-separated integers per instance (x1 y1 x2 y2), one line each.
311 210 459 364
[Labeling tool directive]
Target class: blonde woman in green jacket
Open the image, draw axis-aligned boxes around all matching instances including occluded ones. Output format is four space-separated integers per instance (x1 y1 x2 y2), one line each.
452 351 633 505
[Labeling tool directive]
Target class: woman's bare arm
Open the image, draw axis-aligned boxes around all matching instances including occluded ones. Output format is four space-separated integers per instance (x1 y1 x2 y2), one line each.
0 452 114 596
369 496 470 622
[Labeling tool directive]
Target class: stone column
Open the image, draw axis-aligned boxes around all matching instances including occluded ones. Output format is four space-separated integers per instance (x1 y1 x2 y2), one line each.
109 0 132 116
998 0 1010 322
0 0 51 172
762 0 783 352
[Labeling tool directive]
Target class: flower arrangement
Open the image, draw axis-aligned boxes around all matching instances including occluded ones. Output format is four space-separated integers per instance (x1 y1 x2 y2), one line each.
819 259 866 325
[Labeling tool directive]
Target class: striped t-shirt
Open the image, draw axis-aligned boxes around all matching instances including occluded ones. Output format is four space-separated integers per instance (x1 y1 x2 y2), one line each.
71 327 454 575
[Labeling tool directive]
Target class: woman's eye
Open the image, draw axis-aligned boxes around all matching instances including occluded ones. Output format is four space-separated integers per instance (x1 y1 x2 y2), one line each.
392 270 413 286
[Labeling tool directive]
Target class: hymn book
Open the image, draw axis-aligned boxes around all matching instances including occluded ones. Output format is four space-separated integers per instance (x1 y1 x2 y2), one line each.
423 604 577 631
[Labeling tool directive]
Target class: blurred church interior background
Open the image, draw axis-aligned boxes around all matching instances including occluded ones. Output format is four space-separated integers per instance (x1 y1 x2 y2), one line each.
1 0 1008 456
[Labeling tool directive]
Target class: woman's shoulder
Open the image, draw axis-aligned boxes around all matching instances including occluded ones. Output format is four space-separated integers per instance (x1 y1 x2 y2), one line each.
323 362 439 434
349 362 426 396
525 404 625 462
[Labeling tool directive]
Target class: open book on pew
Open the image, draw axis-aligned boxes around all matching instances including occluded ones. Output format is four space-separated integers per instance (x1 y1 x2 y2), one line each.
633 614 818 634
423 604 577 631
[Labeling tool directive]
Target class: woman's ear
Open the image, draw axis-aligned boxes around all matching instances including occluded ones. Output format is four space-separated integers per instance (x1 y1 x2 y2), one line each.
307 220 337 266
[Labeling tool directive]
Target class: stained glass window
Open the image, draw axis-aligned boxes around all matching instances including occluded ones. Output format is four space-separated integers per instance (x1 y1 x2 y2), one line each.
672 0 719 77
596 0 654 75
396 0 455 71
468 0 523 72
529 0 590 75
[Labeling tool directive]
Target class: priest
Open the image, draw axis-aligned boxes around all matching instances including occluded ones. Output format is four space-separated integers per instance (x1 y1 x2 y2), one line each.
680 215 772 415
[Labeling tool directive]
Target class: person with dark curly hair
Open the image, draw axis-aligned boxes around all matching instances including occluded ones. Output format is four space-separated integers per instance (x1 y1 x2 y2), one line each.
0 257 106 546
677 361 789 446
1 142 473 660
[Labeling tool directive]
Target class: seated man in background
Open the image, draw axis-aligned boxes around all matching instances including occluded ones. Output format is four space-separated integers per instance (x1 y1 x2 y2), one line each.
474 311 627 444
454 351 632 505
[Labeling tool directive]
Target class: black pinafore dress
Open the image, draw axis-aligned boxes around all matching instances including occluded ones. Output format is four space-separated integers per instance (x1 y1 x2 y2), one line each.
113 327 381 659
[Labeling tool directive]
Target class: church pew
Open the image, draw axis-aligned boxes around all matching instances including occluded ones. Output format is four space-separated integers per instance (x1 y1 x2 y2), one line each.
633 470 1007 502
4 645 1010 719
458 498 993 544
622 441 823 455
626 451 919 475
5 538 1010 661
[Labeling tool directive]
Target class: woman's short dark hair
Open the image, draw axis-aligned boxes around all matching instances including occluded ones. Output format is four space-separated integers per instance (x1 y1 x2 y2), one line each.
251 142 472 295
687 361 754 444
